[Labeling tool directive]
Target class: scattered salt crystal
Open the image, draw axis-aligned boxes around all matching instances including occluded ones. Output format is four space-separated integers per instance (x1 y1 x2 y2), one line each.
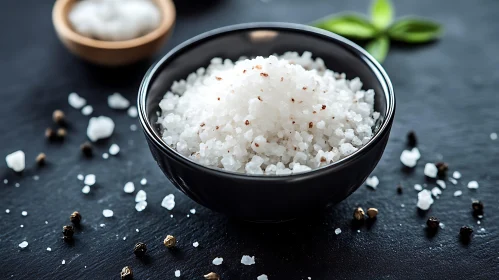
436 180 446 189
87 116 115 142
241 255 255 265
401 204 405 207
136 228 139 232
82 185 91 194
130 124 138 131
135 201 147 212
21 211 27 216
334 228 341 235
127 106 138 118
102 153 109 159
491 132 498 140
5 150 25 172
453 190 462 197
135 190 147 202
400 148 421 168
100 223 105 227
477 215 483 219
257 275 269 280
161 194 175 210
45 221 48 224
47 247 52 252
357 229 361 233
365 176 379 189
212 257 224 265
81 105 93 116
62 260 66 265
414 184 423 191
5 209 10 213
19 241 28 249
479 228 486 233
20 224 24 228
431 187 442 198
477 221 481 225
123 237 127 240
190 209 196 214
84 174 96 186
174 270 181 277
439 223 445 229
417 189 434 210
3 179 7 184
140 178 147 185
453 171 462 179
108 93 130 109
102 209 114 218
424 163 438 178
193 242 199 247
68 92 86 109
77 174 84 180
124 182 135 193
467 181 479 189
15 183 20 188
33 175 39 181
109 144 120 155
449 178 458 185
170 215 173 218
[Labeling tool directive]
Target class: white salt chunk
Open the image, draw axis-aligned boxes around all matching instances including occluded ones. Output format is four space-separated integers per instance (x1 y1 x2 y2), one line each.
431 187 442 198
77 174 84 180
365 176 379 189
33 175 39 181
5 209 10 213
5 150 25 172
454 190 462 197
334 228 342 235
241 255 255 265
449 178 458 185
212 257 223 265
124 182 135 193
140 178 147 185
187 214 190 218
19 241 28 249
20 225 24 228
87 116 115 142
127 106 138 118
136 228 139 232
47 247 52 252
190 209 196 214
45 221 48 224
135 190 147 202
68 92 86 109
3 179 7 184
193 242 199 247
82 186 90 194
424 163 438 178
130 124 137 131
100 223 105 227
161 194 175 210
400 148 421 168
439 223 445 229
62 260 66 265
123 237 127 240
135 201 147 212
109 144 120 155
436 180 446 189
453 171 461 179
102 153 109 159
417 189 434 210
15 183 20 188
81 105 93 116
414 184 423 191
21 211 27 216
467 181 479 189
491 132 498 140
84 174 96 186
102 209 114 218
257 275 269 280
108 93 130 109
175 270 181 277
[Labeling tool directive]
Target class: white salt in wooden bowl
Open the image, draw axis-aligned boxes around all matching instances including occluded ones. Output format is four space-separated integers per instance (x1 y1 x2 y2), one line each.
52 0 176 66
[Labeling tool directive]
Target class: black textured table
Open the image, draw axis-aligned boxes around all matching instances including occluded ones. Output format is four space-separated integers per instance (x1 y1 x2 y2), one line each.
1 0 499 279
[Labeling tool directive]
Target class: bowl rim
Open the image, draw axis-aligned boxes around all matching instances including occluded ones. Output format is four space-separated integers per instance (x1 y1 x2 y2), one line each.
138 22 395 180
52 0 176 49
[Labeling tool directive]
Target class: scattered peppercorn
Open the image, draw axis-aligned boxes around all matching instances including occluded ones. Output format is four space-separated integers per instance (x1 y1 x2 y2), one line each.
45 128 57 140
80 142 93 157
426 217 440 230
57 128 67 139
245 120 250 126
36 153 46 166
62 225 74 240
163 235 176 248
260 73 268 77
302 87 307 90
70 211 82 225
53 110 65 125
204 272 220 280
366 208 378 219
472 200 484 215
353 207 365 220
133 242 147 257
407 131 417 147
120 266 133 280
255 65 262 70
309 122 313 128
396 185 403 194
321 105 326 110
460 226 473 240
257 96 262 101
435 162 448 176
215 76 222 81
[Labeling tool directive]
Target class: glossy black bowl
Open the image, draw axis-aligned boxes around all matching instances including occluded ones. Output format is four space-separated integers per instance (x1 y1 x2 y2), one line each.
138 23 395 221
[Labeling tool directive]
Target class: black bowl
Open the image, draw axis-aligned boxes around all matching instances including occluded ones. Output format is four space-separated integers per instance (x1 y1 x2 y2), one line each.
138 23 395 221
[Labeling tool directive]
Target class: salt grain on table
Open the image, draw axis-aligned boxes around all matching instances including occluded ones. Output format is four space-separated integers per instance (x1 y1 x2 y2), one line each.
453 171 462 179
102 209 114 218
135 201 147 212
136 228 139 232
454 190 463 197
108 93 130 109
109 144 120 156
424 163 438 178
130 124 137 131
87 116 115 142
365 176 379 189
102 153 109 159
335 228 341 235
77 174 84 180
417 189 434 210
18 241 28 249
140 178 147 185
5 150 25 172
431 187 442 198
15 183 20 188
414 184 423 191
135 190 147 202
81 105 93 116
21 211 27 216
190 209 196 214
436 180 446 189
174 270 181 277
449 178 458 185
124 182 135 193
193 242 199 247
467 181 479 189
127 106 138 118
82 185 90 194
161 194 175 210
241 255 255 265
5 209 10 213
68 92 86 109
212 257 223 265
400 147 421 168
84 174 96 186
62 260 66 265
257 275 269 280
3 179 7 184
100 224 106 227
47 247 51 252
491 132 498 140
20 225 24 228
123 237 127 240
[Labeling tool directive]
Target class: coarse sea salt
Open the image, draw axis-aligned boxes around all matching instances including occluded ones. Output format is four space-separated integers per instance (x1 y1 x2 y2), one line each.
15 183 20 188
175 270 181 277
68 92 86 109
431 187 442 198
3 179 7 184
47 247 52 252
128 106 138 118
140 178 147 185
400 147 421 168
424 163 438 178
365 176 379 189
102 209 114 218
109 144 120 155
19 241 28 249
82 105 93 116
436 180 446 189
84 174 96 186
102 153 109 159
158 53 378 174
21 211 27 216
454 190 462 197
130 124 138 131
467 181 479 189
453 171 461 179
6 150 25 172
161 194 175 210
417 189 434 210
193 242 199 247
135 201 147 212
335 228 342 235
212 257 223 265
241 255 255 265
87 116 115 142
108 93 130 109
190 209 196 214
257 275 269 280
77 174 84 180
5 209 10 213
414 184 423 191
124 182 135 193
62 260 66 265
82 186 90 194
491 132 498 140
135 190 147 202
449 178 458 185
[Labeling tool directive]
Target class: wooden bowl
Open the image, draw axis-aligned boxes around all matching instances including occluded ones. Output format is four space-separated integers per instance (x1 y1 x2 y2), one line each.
52 0 176 66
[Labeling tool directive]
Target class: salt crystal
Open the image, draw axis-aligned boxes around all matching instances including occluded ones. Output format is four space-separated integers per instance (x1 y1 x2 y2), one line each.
135 201 147 212
477 221 481 225
241 255 255 265
449 178 458 185
187 214 190 218
123 237 127 240
62 260 66 265
21 211 27 216
453 171 462 179
102 209 114 218
82 186 90 194
424 163 438 178
161 194 175 210
124 182 135 193
334 228 341 235
102 153 109 159
47 247 51 252
15 183 20 188
130 124 138 131
135 190 147 202
87 116 115 142
401 204 405 207
3 179 7 184
108 93 130 109
127 106 138 118
140 178 147 185
479 228 486 233
400 148 421 168
81 105 93 116
257 275 269 280
467 181 479 189
5 209 10 213
20 225 24 228
84 174 96 186
365 176 379 189
453 190 462 197
32 175 39 181
109 144 120 155
414 184 423 191
170 215 173 218
436 180 446 189
193 242 199 247
174 270 181 277
19 241 28 249
100 223 105 227
417 189 434 210
491 132 498 140
5 150 25 172
45 221 48 224
357 229 360 233
77 174 84 180
136 228 139 232
212 257 223 265
439 223 445 229
68 92 86 109
431 187 442 198
190 209 196 214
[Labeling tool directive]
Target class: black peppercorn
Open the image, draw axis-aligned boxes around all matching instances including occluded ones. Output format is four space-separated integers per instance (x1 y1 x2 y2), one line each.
396 185 403 194
80 142 93 157
70 211 82 225
133 242 147 258
472 200 484 215
460 226 473 240
120 266 133 280
62 225 74 240
407 131 417 147
435 162 448 176
426 217 440 230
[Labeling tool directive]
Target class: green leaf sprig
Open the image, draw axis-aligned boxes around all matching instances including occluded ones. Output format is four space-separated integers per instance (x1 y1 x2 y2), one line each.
313 0 443 62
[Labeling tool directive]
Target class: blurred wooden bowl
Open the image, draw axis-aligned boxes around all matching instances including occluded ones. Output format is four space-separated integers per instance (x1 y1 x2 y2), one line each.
52 0 176 66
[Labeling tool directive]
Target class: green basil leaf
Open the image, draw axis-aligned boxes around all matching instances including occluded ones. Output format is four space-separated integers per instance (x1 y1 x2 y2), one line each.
365 35 390 63
388 18 443 43
314 14 378 40
371 0 393 30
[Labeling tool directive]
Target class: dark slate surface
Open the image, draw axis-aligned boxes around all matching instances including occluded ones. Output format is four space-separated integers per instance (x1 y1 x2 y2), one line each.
1 0 499 279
